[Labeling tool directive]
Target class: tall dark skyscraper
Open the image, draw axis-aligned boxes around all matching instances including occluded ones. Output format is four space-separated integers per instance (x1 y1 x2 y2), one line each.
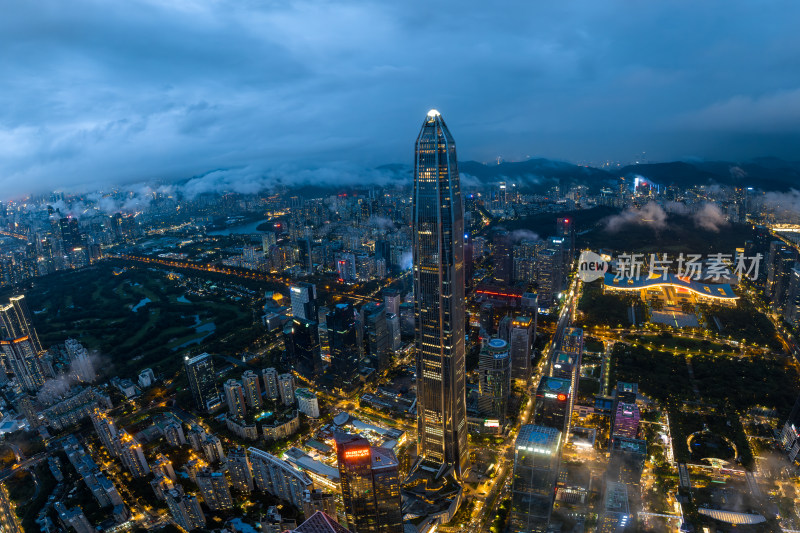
493 229 513 284
335 432 403 533
412 110 469 477
0 295 43 353
327 303 360 390
184 353 220 412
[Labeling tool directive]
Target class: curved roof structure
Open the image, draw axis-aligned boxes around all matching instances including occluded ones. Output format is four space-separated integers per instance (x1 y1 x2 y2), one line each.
697 508 765 524
603 272 738 300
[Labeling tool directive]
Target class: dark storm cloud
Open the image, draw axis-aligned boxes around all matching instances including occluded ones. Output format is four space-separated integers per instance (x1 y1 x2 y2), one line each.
1 0 799 197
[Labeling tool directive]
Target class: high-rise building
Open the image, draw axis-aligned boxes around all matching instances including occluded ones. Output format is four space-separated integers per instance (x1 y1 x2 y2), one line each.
224 379 247 419
65 338 96 382
598 482 633 533
767 241 798 313
249 447 313 507
184 353 220 412
262 367 280 400
383 288 401 316
612 402 640 439
362 302 390 371
117 430 150 477
278 373 295 406
608 436 647 487
287 317 322 380
493 229 513 285
0 483 23 533
295 511 353 533
335 433 404 533
510 425 562 533
327 303 360 390
412 110 469 477
296 388 320 418
291 283 318 321
0 294 43 353
556 217 575 264
226 446 255 492
561 327 583 355
533 377 572 435
196 468 234 510
509 317 536 382
479 302 495 336
478 339 512 421
242 370 263 410
91 408 120 456
399 302 414 338
165 488 206 531
535 248 561 307
302 489 338 520
550 351 580 437
0 336 45 392
386 313 401 352
783 264 800 327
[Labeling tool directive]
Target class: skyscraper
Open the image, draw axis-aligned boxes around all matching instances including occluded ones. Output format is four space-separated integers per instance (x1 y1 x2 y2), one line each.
510 425 562 533
0 336 44 392
335 433 404 533
361 302 390 371
493 229 513 285
509 316 536 382
184 353 220 412
262 367 280 400
196 468 234 511
327 303 360 390
291 283 318 322
242 370 262 410
225 446 255 492
0 294 43 353
224 379 247 419
412 110 469 477
478 339 512 422
533 377 572 435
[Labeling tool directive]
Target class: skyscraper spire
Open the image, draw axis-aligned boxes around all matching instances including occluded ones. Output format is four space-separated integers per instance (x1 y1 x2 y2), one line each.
412 110 469 477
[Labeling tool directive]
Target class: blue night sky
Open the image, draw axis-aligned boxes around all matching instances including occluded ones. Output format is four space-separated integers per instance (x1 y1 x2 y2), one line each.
1 0 799 195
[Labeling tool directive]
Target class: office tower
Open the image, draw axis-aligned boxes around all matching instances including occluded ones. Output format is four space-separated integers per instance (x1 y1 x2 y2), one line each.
464 233 474 293
510 425 562 533
533 377 572 435
291 283 318 321
0 294 43 353
242 370 263 410
262 367 280 400
612 402 640 439
296 388 320 418
783 264 800 326
0 336 44 392
288 317 323 380
386 313 401 351
249 447 313 507
608 436 647 487
335 433 404 533
303 489 338 519
535 248 561 307
493 229 513 284
278 373 295 406
226 446 255 492
598 482 633 532
497 315 512 342
399 302 414 337
383 288 401 316
117 430 150 477
295 512 353 533
196 468 234 510
478 339 512 421
412 110 469 477
362 302 390 370
480 302 495 336
184 353 219 412
509 316 535 382
224 379 247 419
612 382 638 427
65 338 96 382
556 217 575 262
327 303 360 390
561 327 583 355
91 409 120 456
550 351 580 437
166 488 206 531
767 241 798 313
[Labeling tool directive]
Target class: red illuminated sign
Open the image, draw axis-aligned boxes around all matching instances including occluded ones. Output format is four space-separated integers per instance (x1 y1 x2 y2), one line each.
344 448 370 459
557 394 567 401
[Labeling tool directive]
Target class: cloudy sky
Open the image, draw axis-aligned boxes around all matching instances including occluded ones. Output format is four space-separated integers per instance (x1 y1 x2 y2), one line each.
1 0 799 197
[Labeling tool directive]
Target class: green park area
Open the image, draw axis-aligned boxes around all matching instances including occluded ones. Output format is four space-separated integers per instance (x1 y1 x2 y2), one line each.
24 264 261 379
624 332 735 354
577 280 640 328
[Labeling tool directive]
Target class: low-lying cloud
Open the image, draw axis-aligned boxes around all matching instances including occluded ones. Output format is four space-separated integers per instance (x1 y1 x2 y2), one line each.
604 201 730 233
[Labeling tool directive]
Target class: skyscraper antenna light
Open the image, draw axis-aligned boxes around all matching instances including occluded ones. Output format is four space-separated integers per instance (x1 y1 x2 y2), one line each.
427 109 440 117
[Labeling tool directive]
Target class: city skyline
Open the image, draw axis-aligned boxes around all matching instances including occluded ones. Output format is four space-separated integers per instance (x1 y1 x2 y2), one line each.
2 1 800 198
